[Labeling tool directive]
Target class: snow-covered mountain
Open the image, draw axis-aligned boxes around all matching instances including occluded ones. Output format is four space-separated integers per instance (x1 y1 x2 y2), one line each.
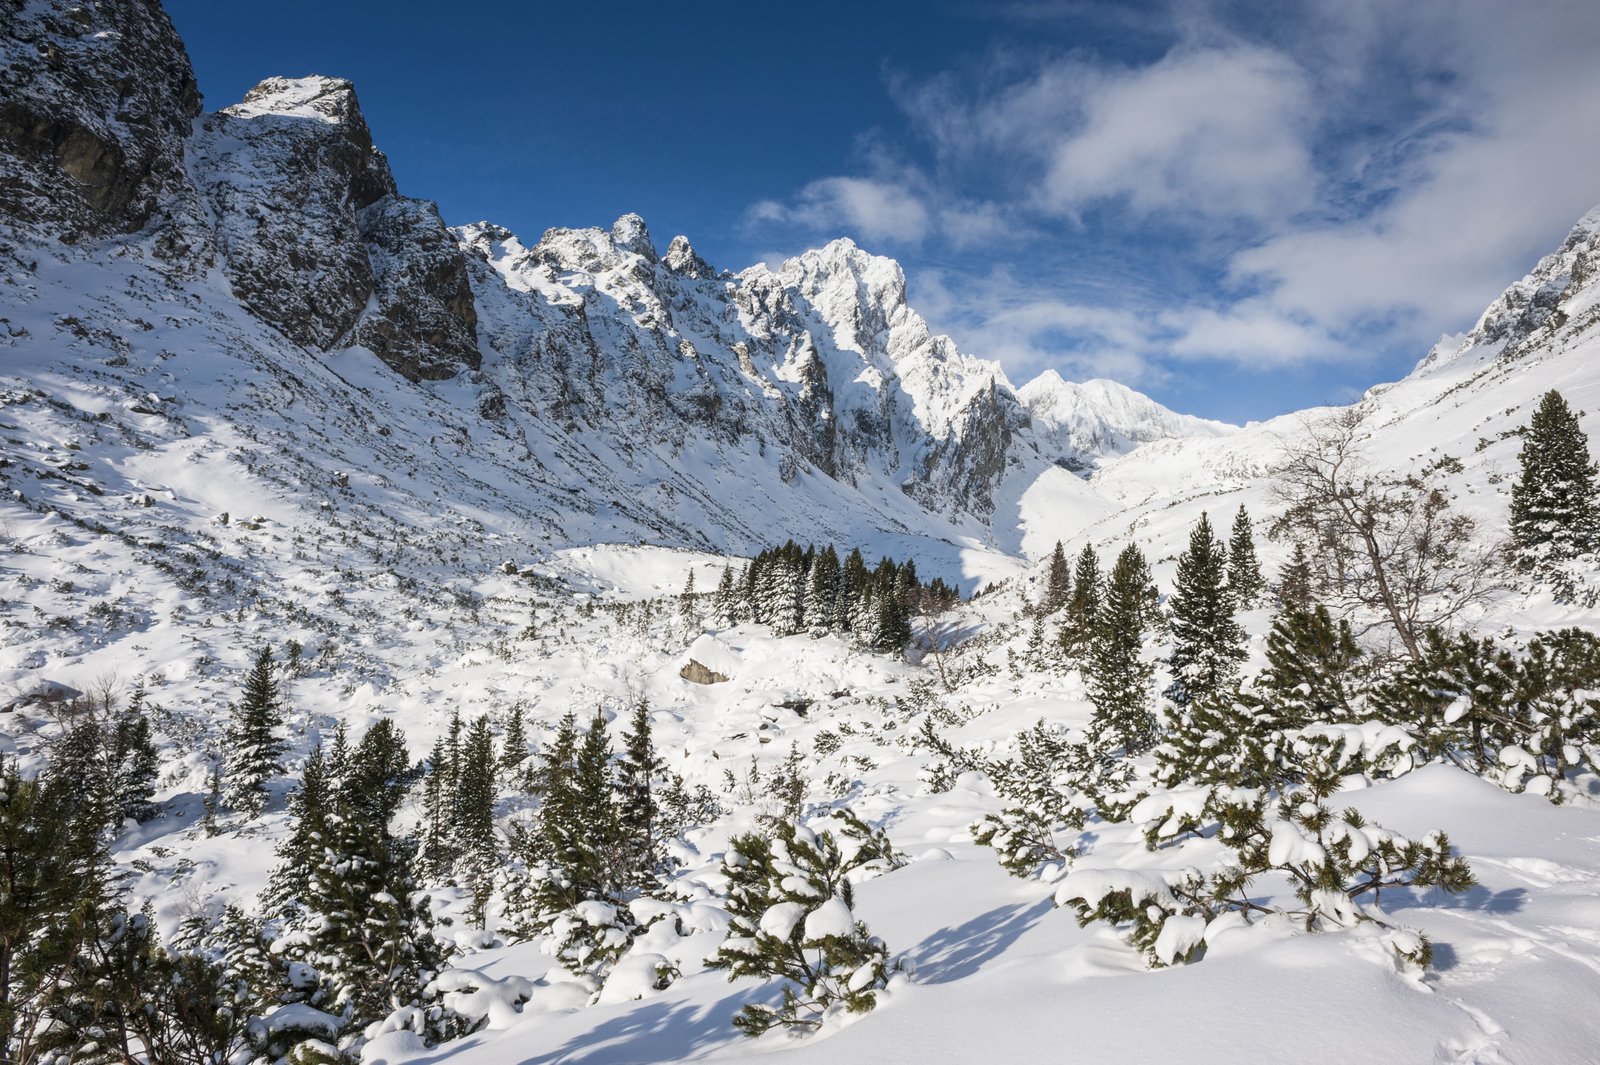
1017 370 1234 472
11 5 1600 1065
0 0 1227 589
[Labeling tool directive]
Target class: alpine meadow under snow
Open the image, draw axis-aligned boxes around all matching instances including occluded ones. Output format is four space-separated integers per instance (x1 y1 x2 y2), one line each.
7 3 1600 1064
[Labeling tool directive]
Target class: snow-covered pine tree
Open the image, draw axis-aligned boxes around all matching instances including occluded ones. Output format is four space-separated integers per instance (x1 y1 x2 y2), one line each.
805 546 840 635
1257 603 1364 726
499 701 530 784
1060 544 1102 660
1276 541 1313 613
264 741 333 910
1148 684 1285 846
1373 627 1600 797
1042 540 1072 615
1166 513 1246 708
225 645 286 818
679 568 697 622
1226 504 1265 608
1058 750 1474 969
758 544 805 636
287 723 441 1030
1086 545 1158 754
454 715 500 920
1511 389 1600 573
343 718 414 832
714 564 741 625
837 547 869 636
616 699 663 889
420 734 456 879
708 811 901 1035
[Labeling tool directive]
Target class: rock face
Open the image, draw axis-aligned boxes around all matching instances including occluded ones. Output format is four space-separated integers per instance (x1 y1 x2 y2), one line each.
1418 207 1600 374
189 76 479 378
461 221 1062 520
0 0 201 240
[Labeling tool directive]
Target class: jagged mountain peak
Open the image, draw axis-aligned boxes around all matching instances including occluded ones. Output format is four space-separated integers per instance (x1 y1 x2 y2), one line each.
1415 200 1600 374
664 234 715 278
609 212 658 261
231 75 364 122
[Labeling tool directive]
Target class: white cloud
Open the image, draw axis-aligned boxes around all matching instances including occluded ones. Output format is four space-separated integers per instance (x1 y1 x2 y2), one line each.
1039 46 1316 225
748 176 931 245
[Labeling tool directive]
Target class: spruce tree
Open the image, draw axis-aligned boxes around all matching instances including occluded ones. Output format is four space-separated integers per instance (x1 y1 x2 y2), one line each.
225 646 285 817
616 699 662 888
1042 541 1072 615
568 709 618 896
714 565 740 625
1226 504 1265 608
454 715 500 916
1166 513 1246 707
344 718 415 831
1511 389 1600 568
804 546 841 635
1086 545 1158 754
420 735 457 878
500 701 531 783
1277 542 1314 613
265 742 333 909
0 758 120 1063
1060 545 1103 660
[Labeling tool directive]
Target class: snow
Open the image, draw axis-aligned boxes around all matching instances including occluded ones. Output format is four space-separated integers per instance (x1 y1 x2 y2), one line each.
802 897 856 942
9 15 1600 1063
759 901 808 941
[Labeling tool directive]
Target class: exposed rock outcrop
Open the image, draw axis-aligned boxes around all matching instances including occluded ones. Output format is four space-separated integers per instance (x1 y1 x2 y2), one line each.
188 75 477 378
0 0 201 240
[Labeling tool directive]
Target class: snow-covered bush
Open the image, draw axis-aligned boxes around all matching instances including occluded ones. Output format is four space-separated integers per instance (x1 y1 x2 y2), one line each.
972 720 1136 877
1059 755 1474 970
708 809 903 1036
1376 627 1600 800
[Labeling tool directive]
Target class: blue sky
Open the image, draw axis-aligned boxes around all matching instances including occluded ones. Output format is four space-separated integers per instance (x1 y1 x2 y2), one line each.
165 0 1600 424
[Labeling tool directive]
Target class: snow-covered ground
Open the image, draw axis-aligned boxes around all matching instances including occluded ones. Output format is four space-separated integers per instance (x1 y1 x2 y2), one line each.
8 12 1600 1053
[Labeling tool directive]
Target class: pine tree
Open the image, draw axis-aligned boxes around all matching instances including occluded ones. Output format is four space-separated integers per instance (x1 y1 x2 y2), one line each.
1060 545 1102 660
225 646 286 818
1258 604 1364 726
1226 504 1265 608
804 546 840 635
500 701 530 783
265 742 333 909
454 715 500 917
1166 513 1246 707
616 699 662 888
1277 542 1314 613
281 724 441 1028
568 709 618 897
838 548 869 635
420 735 456 878
200 761 223 837
1086 545 1158 753
1511 389 1600 569
1042 540 1072 615
344 718 414 831
708 811 900 1035
714 565 740 625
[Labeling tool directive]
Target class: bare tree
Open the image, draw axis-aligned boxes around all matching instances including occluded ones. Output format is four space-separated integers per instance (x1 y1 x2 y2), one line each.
1269 405 1506 660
